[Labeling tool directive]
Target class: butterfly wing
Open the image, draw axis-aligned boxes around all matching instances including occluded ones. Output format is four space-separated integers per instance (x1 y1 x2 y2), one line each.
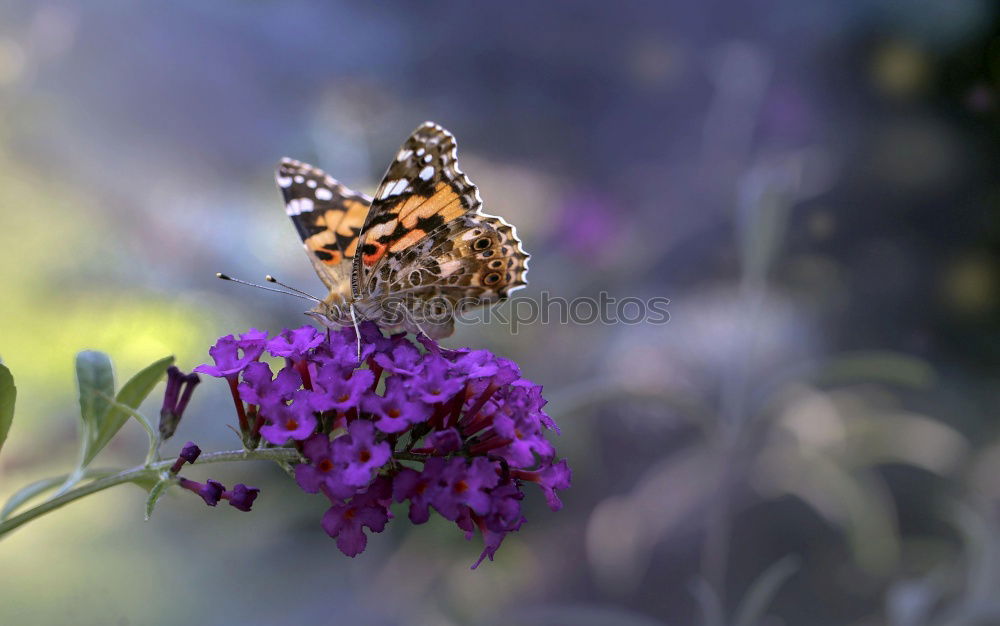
351 122 529 337
276 158 371 292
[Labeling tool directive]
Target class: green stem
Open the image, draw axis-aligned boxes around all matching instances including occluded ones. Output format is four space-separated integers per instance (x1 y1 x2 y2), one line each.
0 448 301 540
393 451 429 462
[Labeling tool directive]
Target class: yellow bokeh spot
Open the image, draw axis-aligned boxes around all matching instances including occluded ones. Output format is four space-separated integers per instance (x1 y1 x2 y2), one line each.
872 39 929 98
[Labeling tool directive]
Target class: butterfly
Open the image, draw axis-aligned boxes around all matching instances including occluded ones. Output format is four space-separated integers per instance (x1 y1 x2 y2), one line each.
275 122 529 341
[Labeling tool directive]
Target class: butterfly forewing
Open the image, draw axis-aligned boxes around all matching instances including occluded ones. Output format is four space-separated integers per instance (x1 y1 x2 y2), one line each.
277 158 371 291
352 123 528 305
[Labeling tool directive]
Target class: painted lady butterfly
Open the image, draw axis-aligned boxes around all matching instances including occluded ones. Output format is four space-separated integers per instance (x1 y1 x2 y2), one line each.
275 122 529 340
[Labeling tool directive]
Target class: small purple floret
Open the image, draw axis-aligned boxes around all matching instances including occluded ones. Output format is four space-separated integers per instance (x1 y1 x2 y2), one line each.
194 330 268 378
411 355 466 404
169 441 202 474
321 477 391 557
238 361 301 407
311 366 374 412
295 433 356 499
333 420 391 488
159 366 201 440
363 377 431 434
179 477 224 506
259 390 317 445
267 326 324 358
432 457 501 520
179 441 201 464
224 484 260 512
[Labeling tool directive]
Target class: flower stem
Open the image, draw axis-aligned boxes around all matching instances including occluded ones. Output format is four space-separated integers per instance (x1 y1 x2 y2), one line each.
393 451 429 463
0 448 301 540
227 377 249 433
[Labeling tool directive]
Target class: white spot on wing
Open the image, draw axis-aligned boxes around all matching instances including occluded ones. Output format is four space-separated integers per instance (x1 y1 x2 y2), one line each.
307 179 317 188
419 165 434 181
392 178 410 195
277 176 292 188
286 197 314 215
439 260 461 276
294 175 305 183
397 149 412 161
378 178 410 199
416 148 425 157
315 187 333 201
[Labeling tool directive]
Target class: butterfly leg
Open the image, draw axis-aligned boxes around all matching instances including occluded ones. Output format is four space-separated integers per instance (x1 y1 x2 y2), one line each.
408 313 431 342
349 303 363 365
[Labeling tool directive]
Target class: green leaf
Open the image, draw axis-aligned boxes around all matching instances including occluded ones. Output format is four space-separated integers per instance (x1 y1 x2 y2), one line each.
733 555 800 626
1 469 115 520
145 479 172 521
0 363 15 456
76 351 115 451
84 355 173 466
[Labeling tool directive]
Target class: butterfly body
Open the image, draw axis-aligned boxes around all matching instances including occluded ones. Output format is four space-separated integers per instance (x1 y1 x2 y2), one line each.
278 122 528 339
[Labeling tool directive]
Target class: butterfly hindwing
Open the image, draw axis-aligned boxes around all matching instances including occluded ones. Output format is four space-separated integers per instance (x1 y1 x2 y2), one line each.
277 158 372 290
369 215 529 339
381 215 526 299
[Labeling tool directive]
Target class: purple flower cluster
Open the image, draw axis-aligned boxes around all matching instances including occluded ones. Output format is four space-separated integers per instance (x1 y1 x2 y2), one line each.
195 323 571 567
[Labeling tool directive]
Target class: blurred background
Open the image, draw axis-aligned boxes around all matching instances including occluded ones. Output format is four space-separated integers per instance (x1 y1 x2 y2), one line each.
1 1 999 625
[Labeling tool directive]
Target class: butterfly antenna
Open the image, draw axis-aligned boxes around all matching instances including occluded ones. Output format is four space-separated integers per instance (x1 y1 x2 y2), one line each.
216 273 320 303
265 275 322 302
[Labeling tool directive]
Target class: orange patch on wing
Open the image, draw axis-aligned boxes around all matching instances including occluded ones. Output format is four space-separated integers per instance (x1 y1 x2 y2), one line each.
314 209 342 229
337 199 369 236
398 183 464 228
305 233 342 265
305 230 336 249
388 228 427 253
345 237 359 257
362 241 387 267
321 250 343 265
